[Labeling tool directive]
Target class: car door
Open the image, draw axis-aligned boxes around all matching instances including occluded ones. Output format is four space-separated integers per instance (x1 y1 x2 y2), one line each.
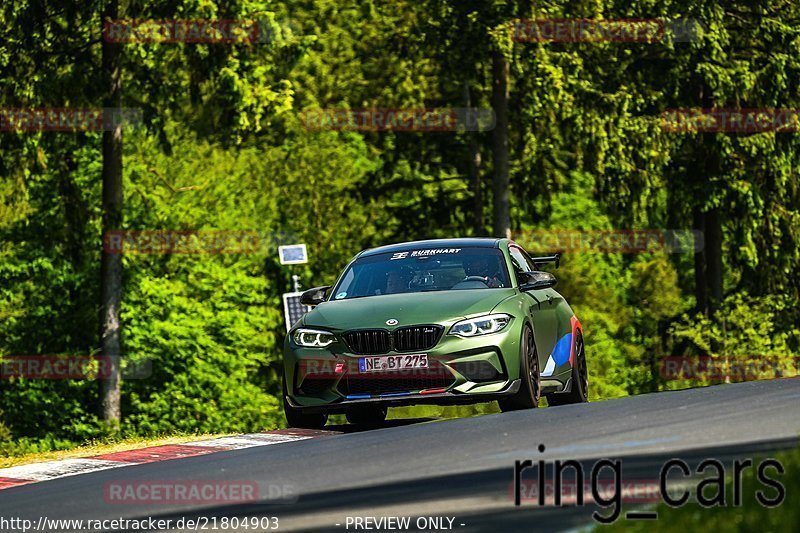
509 245 560 363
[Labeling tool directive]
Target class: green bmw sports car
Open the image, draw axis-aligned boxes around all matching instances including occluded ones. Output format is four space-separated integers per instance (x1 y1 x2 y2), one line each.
282 238 588 428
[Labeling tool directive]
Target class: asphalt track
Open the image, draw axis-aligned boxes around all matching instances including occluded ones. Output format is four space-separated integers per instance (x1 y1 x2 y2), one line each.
1 379 799 532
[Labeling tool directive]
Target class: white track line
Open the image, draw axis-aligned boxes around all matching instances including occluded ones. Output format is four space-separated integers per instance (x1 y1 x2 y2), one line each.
0 431 323 488
0 458 128 482
182 433 311 449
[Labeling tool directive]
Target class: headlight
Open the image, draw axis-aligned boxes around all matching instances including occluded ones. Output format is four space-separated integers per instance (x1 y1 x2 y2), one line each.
293 328 336 347
449 314 512 337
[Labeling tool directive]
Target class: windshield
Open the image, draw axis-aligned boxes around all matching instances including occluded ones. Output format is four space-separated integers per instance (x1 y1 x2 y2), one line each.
331 247 510 300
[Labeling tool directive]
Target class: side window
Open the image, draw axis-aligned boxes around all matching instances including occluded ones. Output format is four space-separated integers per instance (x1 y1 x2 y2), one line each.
509 247 533 284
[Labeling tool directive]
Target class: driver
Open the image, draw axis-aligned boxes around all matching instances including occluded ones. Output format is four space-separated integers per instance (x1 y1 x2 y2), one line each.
463 256 503 288
385 267 412 294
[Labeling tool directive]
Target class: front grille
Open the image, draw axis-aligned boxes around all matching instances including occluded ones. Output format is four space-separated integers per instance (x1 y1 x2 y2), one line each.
343 329 391 355
343 325 444 355
339 361 455 396
394 325 443 352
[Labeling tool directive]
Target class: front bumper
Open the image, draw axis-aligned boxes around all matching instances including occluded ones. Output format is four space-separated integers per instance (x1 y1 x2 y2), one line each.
284 322 525 411
285 380 522 414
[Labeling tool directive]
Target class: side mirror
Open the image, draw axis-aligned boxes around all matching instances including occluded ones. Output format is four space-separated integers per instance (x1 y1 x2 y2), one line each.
300 286 331 306
519 271 557 291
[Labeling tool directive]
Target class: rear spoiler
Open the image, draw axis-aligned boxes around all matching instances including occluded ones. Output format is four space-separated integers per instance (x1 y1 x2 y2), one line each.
531 254 560 269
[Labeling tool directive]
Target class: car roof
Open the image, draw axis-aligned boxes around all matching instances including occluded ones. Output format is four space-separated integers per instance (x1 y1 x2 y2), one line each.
359 238 505 258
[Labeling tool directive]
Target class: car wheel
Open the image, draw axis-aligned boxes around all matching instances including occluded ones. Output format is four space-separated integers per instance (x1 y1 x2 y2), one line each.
346 405 388 426
498 325 540 412
547 330 588 406
283 374 328 429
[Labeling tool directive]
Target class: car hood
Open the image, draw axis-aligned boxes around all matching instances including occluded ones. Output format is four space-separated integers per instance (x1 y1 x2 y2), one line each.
303 289 517 330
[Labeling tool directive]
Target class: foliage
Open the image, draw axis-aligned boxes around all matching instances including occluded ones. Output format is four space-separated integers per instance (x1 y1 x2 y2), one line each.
0 0 798 453
663 294 800 390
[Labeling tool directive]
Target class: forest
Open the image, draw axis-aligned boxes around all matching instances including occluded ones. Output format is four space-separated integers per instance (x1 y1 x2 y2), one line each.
0 1 798 455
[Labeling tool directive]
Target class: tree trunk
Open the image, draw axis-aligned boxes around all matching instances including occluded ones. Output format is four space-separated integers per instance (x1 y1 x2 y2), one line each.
692 208 708 316
491 49 511 239
463 83 484 235
100 0 123 426
705 207 723 313
694 84 724 316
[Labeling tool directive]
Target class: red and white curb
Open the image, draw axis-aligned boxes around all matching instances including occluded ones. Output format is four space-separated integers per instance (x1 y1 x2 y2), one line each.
0 428 333 491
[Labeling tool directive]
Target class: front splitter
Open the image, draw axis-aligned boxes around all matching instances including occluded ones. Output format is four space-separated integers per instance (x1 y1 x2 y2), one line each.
287 379 522 414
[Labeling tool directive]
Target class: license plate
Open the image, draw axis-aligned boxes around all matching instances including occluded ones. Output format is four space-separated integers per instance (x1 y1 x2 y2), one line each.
359 354 428 373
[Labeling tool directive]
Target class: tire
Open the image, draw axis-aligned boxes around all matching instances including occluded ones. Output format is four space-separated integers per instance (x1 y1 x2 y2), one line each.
547 330 588 406
346 405 388 426
498 325 541 412
283 374 328 429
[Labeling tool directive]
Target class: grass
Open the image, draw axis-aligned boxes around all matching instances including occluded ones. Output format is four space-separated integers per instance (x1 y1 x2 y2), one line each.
0 433 232 469
599 446 800 532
